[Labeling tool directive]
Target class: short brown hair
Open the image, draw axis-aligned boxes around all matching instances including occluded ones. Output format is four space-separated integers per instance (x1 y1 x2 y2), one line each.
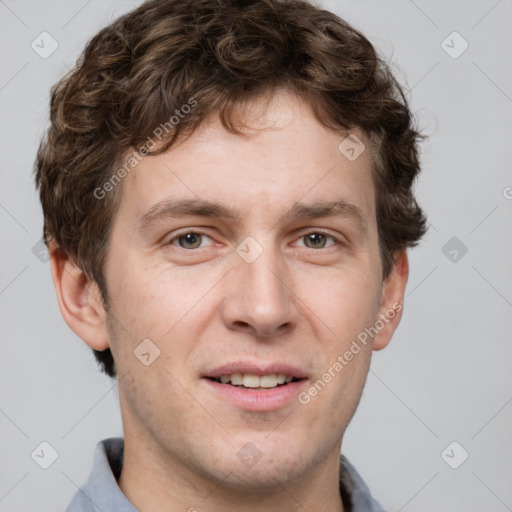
34 0 427 378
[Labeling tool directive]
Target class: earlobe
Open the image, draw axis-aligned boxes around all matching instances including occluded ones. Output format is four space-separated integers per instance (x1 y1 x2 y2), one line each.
49 242 110 351
372 250 409 351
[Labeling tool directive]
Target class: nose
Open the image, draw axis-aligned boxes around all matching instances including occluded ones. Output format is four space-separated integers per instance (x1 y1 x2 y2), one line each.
220 244 298 338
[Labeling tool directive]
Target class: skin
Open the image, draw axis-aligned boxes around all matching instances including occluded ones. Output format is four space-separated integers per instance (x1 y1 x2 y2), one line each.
50 89 408 512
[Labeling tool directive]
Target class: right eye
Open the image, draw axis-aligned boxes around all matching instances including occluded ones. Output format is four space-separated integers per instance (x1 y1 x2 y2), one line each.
167 232 214 250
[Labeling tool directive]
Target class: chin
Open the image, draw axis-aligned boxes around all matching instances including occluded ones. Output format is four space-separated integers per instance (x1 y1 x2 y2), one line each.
204 434 315 490
212 457 307 494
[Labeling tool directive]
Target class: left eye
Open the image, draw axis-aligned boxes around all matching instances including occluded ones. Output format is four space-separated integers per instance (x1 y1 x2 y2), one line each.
170 232 213 249
296 232 337 249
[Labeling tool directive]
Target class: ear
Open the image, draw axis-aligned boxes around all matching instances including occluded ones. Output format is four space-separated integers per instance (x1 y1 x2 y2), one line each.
372 249 409 351
49 241 110 351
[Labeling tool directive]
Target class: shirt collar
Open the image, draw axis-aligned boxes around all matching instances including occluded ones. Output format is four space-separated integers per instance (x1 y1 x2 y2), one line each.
67 437 386 512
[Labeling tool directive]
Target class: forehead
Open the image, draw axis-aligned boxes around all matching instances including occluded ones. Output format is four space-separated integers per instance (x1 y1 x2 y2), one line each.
116 90 376 227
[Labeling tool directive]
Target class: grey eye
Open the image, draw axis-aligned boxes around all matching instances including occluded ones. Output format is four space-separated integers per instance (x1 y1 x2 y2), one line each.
303 233 328 249
177 232 203 249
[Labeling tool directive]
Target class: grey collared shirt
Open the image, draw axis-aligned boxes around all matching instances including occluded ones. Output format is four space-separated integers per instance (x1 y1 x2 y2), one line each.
67 438 386 512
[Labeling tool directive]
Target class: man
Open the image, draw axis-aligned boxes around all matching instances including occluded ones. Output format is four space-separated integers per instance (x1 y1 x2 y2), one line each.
34 0 426 510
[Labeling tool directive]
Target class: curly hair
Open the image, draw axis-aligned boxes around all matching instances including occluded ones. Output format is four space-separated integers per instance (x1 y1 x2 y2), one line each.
34 0 427 378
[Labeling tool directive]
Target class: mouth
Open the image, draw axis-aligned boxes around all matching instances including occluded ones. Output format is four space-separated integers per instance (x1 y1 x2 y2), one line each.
202 363 308 411
205 373 303 390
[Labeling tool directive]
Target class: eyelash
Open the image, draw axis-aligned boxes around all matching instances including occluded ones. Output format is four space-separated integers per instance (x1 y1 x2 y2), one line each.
165 230 342 250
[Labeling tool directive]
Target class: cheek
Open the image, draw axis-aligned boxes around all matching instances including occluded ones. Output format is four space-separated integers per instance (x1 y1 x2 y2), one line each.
105 261 221 370
307 268 380 411
108 260 191 331
297 266 382 346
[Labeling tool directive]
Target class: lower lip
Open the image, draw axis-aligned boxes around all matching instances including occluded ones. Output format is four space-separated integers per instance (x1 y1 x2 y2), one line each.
202 378 308 411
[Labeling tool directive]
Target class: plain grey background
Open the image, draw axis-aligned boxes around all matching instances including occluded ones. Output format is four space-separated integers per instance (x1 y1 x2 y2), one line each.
1 0 511 510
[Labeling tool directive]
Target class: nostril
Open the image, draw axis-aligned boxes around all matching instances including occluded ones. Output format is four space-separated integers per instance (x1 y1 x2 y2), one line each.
232 320 251 329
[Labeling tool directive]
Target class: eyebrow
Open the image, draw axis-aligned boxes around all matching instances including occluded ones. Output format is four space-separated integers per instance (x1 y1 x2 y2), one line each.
137 199 238 231
136 198 367 232
285 199 367 231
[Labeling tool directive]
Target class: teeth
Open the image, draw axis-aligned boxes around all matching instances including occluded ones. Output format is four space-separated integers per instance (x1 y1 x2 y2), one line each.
259 374 278 388
215 373 295 388
230 373 243 385
243 374 261 388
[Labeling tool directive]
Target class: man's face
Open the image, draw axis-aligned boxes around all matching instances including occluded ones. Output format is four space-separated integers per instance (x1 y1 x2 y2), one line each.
101 90 399 490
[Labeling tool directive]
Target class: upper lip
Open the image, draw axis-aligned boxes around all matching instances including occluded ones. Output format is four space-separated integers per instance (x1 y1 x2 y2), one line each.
203 362 308 379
